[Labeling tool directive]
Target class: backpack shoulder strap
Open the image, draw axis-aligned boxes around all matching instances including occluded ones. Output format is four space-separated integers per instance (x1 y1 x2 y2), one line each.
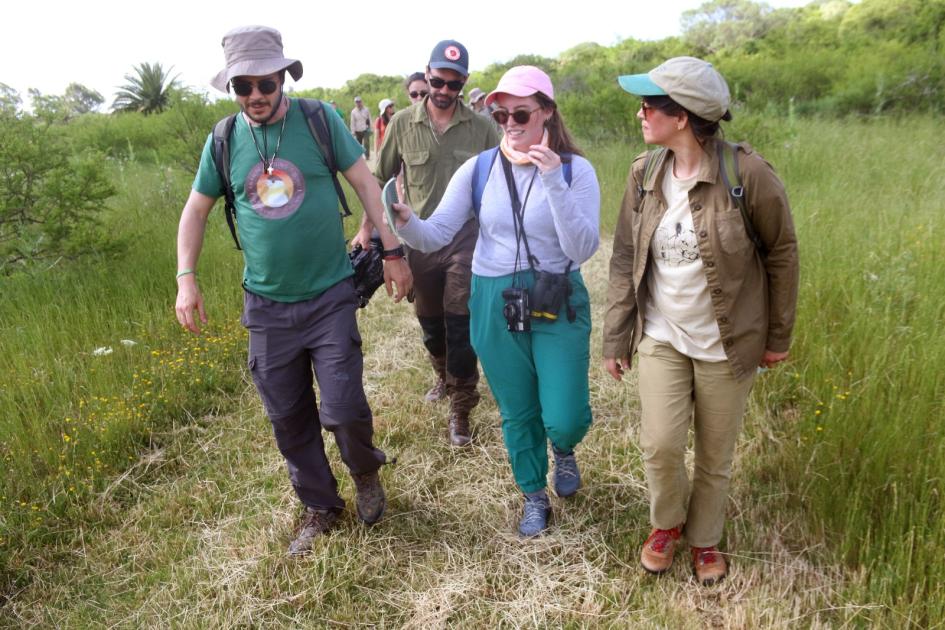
718 140 767 257
472 148 575 217
212 113 241 250
560 153 573 187
471 147 499 217
298 98 352 218
638 147 667 197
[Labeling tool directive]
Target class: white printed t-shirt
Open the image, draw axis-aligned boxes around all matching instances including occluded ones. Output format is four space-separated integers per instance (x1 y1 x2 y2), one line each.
643 158 726 361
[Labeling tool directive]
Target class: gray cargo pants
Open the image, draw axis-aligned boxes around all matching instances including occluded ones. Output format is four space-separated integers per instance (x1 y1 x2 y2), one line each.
241 278 386 512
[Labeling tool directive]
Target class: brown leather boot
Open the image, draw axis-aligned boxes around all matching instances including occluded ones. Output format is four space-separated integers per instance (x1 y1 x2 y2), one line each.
640 525 683 574
448 411 471 447
692 546 728 585
424 354 447 403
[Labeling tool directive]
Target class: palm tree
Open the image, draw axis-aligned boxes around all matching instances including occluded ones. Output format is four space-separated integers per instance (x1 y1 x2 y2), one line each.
111 62 180 114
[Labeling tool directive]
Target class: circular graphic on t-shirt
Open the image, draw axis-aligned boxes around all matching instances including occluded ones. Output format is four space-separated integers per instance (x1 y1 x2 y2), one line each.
245 158 305 219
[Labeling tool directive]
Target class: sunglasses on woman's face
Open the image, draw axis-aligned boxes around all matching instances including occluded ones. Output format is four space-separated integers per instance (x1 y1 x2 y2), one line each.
640 100 659 119
427 76 465 91
491 107 541 126
230 78 279 97
409 90 429 99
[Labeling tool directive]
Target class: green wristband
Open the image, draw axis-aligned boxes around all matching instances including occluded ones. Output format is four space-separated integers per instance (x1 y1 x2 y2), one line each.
176 269 195 279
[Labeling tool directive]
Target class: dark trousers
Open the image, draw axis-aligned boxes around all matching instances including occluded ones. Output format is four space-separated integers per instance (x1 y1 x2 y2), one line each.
241 279 386 512
407 219 481 414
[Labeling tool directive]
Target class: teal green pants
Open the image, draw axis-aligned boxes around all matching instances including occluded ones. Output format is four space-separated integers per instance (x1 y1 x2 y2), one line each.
469 271 593 493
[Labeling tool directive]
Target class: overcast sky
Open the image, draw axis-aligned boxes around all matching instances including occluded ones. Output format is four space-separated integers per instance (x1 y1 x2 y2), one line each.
2 0 810 106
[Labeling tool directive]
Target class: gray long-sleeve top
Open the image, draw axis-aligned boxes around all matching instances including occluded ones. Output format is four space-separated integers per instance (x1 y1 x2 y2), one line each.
397 153 601 276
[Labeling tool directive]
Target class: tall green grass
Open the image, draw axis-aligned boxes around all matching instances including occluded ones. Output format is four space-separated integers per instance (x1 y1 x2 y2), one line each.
759 117 945 624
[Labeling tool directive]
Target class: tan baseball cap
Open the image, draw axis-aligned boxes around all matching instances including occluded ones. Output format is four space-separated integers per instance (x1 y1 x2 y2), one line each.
618 56 731 122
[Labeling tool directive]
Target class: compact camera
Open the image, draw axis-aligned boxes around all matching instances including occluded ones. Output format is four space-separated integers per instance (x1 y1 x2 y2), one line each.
502 286 531 332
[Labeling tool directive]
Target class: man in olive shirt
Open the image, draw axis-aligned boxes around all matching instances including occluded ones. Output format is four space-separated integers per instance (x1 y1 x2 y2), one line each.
359 40 499 447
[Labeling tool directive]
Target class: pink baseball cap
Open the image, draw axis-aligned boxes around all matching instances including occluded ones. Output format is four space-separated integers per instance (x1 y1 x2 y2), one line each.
485 65 554 107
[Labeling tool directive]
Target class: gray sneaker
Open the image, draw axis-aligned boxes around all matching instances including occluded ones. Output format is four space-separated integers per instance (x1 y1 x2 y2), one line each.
518 491 551 538
552 446 582 498
287 508 338 556
351 470 386 524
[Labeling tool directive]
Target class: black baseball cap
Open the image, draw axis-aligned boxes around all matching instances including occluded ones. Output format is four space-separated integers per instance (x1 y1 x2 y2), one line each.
429 40 469 77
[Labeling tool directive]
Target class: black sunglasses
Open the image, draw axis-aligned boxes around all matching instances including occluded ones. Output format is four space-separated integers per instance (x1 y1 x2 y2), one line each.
409 90 429 99
491 107 542 126
428 76 465 91
230 78 279 97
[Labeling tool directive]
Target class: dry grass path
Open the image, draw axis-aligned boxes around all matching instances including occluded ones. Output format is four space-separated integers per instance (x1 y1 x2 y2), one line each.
4 245 854 628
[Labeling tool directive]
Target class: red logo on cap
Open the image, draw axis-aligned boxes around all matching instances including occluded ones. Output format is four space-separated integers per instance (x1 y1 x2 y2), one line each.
444 46 461 61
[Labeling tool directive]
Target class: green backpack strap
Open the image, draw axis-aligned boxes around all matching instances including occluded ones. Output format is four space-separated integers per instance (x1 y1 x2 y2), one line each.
211 113 241 250
717 141 767 257
637 147 667 201
298 98 352 219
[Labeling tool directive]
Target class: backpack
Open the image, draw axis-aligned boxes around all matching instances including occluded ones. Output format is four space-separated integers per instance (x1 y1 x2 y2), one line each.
211 98 352 250
638 140 767 257
470 146 573 216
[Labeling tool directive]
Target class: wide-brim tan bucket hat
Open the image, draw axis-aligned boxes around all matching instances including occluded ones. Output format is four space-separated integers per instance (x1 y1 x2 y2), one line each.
210 25 303 93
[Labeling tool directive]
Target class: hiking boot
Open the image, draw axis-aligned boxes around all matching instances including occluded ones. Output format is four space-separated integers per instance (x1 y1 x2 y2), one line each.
518 491 551 538
424 378 447 403
448 411 471 447
351 470 386 525
692 546 728 585
640 526 683 574
287 508 338 556
552 446 582 497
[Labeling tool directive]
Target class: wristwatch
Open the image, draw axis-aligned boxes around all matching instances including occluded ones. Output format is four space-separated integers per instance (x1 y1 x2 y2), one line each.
381 246 406 261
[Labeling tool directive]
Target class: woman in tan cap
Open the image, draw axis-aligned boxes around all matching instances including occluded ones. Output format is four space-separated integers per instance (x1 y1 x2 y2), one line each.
602 57 799 585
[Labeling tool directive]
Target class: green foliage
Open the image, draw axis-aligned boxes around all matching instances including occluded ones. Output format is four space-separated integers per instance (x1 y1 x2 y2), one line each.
0 114 117 273
112 62 181 114
682 0 788 54
0 82 22 116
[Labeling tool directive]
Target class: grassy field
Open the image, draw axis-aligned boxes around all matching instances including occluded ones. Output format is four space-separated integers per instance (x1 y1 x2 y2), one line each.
1 116 943 627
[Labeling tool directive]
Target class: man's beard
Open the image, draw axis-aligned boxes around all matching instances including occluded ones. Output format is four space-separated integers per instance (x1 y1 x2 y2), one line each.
430 92 456 110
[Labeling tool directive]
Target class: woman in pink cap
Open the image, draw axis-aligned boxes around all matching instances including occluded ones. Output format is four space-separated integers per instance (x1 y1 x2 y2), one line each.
389 66 601 537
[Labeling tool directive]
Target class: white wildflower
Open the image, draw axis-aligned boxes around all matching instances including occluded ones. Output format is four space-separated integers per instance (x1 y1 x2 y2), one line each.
92 347 113 357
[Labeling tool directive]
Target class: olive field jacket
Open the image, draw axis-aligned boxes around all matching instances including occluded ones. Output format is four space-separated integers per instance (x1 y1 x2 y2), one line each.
602 138 799 380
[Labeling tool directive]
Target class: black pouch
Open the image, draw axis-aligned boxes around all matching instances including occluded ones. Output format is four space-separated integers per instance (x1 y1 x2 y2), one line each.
530 270 575 323
348 238 384 308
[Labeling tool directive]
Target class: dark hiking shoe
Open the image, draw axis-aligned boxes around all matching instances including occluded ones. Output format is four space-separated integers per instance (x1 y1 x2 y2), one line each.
287 508 338 556
552 446 582 497
518 491 551 538
424 378 447 403
448 411 471 447
351 470 386 524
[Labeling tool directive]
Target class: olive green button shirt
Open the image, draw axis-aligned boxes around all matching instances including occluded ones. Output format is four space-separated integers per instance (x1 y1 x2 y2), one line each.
603 138 799 381
373 98 500 219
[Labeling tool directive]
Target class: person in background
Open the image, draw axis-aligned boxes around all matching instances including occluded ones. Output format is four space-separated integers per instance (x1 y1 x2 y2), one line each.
350 95 372 158
375 98 394 153
175 25 411 556
405 72 428 105
366 41 500 448
467 87 487 116
602 57 799 585
329 99 344 120
389 66 600 537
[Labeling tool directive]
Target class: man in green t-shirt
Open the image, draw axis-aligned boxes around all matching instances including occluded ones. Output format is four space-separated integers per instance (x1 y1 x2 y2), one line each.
362 40 499 449
174 26 412 556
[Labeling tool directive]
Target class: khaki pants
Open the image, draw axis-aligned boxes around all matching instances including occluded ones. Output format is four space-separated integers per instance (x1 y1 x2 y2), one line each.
637 335 755 548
